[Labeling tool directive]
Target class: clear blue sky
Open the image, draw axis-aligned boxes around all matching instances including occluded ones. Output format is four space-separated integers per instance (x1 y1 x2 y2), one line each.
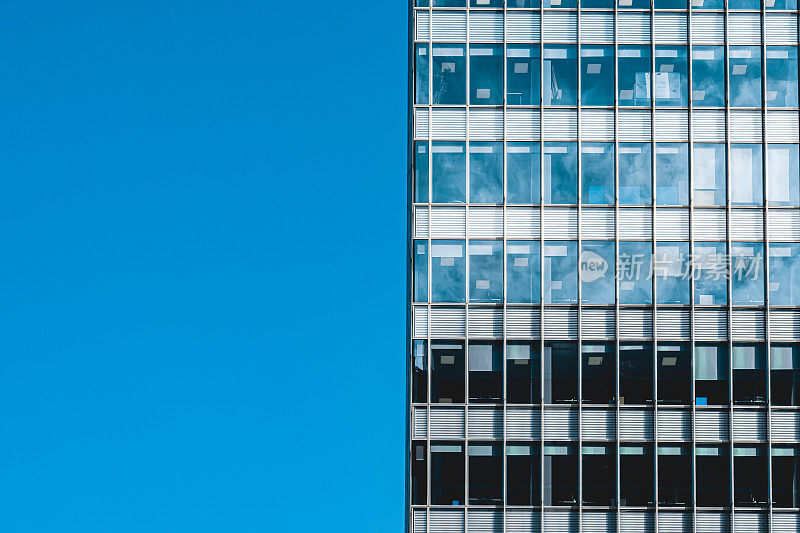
0 2 407 531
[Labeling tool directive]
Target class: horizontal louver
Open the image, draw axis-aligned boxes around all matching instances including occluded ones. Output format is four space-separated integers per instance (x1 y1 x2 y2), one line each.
580 109 614 141
581 511 615 533
429 509 464 533
543 406 578 440
771 410 800 442
617 12 650 44
691 13 724 43
653 13 687 43
693 209 726 240
430 406 465 439
580 12 613 43
468 206 503 238
505 306 541 338
730 209 764 239
468 406 502 439
694 308 728 341
732 409 766 441
414 509 427 533
695 408 729 442
732 513 765 533
765 13 798 45
505 108 540 140
729 110 763 142
656 308 691 340
773 513 800 533
618 308 653 339
413 407 427 439
619 408 653 440
728 13 761 45
506 207 541 239
506 11 540 43
414 306 428 337
581 408 615 440
655 208 689 240
770 309 800 341
767 210 800 240
506 509 540 533
543 509 578 533
695 512 730 533
766 111 800 143
467 509 502 533
543 307 578 338
469 11 503 42
617 110 651 142
507 406 541 439
581 308 615 339
731 309 765 340
658 511 692 533
431 11 466 41
581 208 615 239
654 110 688 141
415 207 429 239
430 306 466 338
468 108 502 140
692 109 726 142
430 206 466 238
618 208 652 239
543 109 577 140
619 511 653 533
468 307 503 339
542 207 577 239
431 108 467 139
415 108 429 139
657 408 692 440
415 11 430 41
542 11 577 42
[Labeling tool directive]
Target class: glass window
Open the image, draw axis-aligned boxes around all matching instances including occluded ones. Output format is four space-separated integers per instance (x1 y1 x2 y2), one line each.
619 143 652 205
470 44 503 106
767 47 799 108
544 241 578 303
416 44 429 105
582 343 615 404
581 143 614 205
729 46 762 108
432 142 466 203
508 0 539 5
730 144 763 205
658 444 692 506
771 344 800 406
581 241 615 304
655 242 690 304
655 0 686 7
507 342 541 404
695 343 729 406
544 341 578 404
543 46 577 106
432 44 466 105
582 0 614 7
772 446 800 508
431 240 466 303
469 341 502 403
431 442 465 505
621 444 654 506
412 441 427 504
696 445 730 507
507 241 540 304
414 240 428 302
415 0 431 6
431 342 465 404
507 443 540 506
692 0 724 8
413 340 428 404
619 0 651 7
656 143 689 205
507 142 540 204
731 242 764 305
692 46 725 107
544 0 577 7
507 46 540 106
543 142 578 204
734 445 768 506
658 343 691 405
732 343 766 405
767 144 800 206
619 241 653 304
767 0 797 8
620 342 653 405
543 442 578 506
729 0 760 7
618 46 651 107
655 47 688 107
583 444 616 506
769 243 800 305
469 142 502 203
470 241 502 303
469 442 502 505
581 46 614 106
694 242 728 305
433 0 467 7
693 144 726 206
470 0 503 5
415 141 429 203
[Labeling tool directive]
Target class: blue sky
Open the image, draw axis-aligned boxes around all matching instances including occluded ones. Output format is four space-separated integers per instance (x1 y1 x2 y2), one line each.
0 2 408 531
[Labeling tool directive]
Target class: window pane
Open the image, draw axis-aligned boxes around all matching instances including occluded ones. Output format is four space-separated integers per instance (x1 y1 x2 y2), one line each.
767 144 800 206
581 46 614 106
415 141 429 203
413 341 428 404
692 144 726 206
414 240 428 302
412 441 427 504
431 441 465 505
581 142 614 205
508 0 539 5
767 0 798 10
431 342 465 404
692 46 725 107
507 241 541 304
507 142 541 204
432 44 466 105
431 240 466 302
729 46 761 108
432 142 466 203
507 46 540 106
469 442 502 505
469 142 502 203
695 343 729 405
543 442 578 505
544 342 578 403
769 243 800 305
469 241 503 303
581 241 615 304
507 443 541 506
544 0 577 7
470 44 503 105
544 241 578 303
582 343 615 404
470 0 503 5
656 143 689 205
696 445 730 506
621 444 654 506
772 446 800 508
619 143 652 205
729 0 760 7
619 0 650 7
619 241 653 304
730 144 763 205
692 0 724 8
583 443 616 505
582 0 614 7
771 344 800 406
469 342 502 403
734 445 768 506
658 343 691 405
694 242 728 305
767 46 799 108
416 44 429 105
731 242 764 304
507 343 541 404
619 46 651 106
655 0 686 7
655 46 688 107
656 242 690 304
732 343 766 405
543 45 577 106
620 342 654 405
433 0 466 7
658 444 692 505
544 142 578 204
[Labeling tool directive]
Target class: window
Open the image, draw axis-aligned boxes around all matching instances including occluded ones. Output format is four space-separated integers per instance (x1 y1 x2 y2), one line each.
732 343 766 405
583 444 616 506
693 144 726 206
691 46 724 107
416 44 429 105
772 446 800 508
734 445 768 506
431 442 465 505
581 143 614 205
431 240 465 303
619 0 650 7
507 0 539 5
731 242 764 304
583 0 613 5
658 343 691 405
415 141 429 203
469 341 502 403
507 443 540 506
619 143 652 205
767 144 800 206
730 144 763 205
621 444 654 506
507 241 540 304
507 342 541 404
470 45 503 106
431 342 465 403
582 343 615 404
696 445 730 507
544 241 578 303
694 242 727 305
655 242 690 305
507 46 540 106
544 342 578 403
469 142 502 203
618 46 651 107
470 0 503 6
433 0 467 5
728 0 759 6
658 444 692 506
769 243 800 305
431 142 466 204
432 44 466 105
655 0 686 7
469 442 502 505
507 143 540 204
766 46 799 108
656 143 689 205
412 441 427 504
620 342 653 405
767 0 797 8
581 241 614 304
655 46 688 107
543 442 578 506
581 46 614 106
544 0 576 6
619 241 653 304
695 343 729 406
469 241 502 303
729 46 761 108
771 344 800 406
413 340 428 404
543 46 577 106
414 240 428 302
543 142 578 204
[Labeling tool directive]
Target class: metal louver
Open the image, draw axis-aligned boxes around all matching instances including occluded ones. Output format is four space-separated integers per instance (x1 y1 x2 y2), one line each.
430 406 465 439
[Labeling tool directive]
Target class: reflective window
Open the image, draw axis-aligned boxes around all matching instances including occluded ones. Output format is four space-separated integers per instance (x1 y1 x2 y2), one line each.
431 240 466 302
619 143 652 205
469 442 502 505
507 443 541 506
658 343 691 405
431 442 464 505
734 445 768 506
412 441 426 504
507 342 541 404
432 142 466 203
621 444 654 506
433 0 466 7
696 445 730 507
692 0 723 7
692 144 726 206
619 0 650 7
507 241 540 304
730 144 763 205
728 0 759 6
581 241 614 304
771 344 800 406
581 46 614 106
582 0 613 7
413 340 428 404
692 46 725 107
618 46 651 107
469 142 502 203
543 442 578 506
544 241 578 303
729 46 762 108
769 243 800 305
543 142 578 204
431 342 465 404
432 44 466 105
415 141 429 203
544 0 577 7
655 47 688 107
619 241 653 304
772 446 800 508
543 46 577 106
767 144 800 206
469 341 502 403
507 142 540 204
414 240 428 302
507 0 539 5
415 44 429 105
470 0 502 5
507 46 540 106
544 342 578 403
656 143 689 205
620 342 653 405
730 242 764 304
582 342 615 404
469 241 502 303
583 444 616 506
767 0 797 8
581 143 614 205
732 343 766 405
655 242 690 304
767 46 799 108
655 0 686 7
694 242 727 305
470 44 503 106
658 444 692 506
415 0 431 5
695 343 729 406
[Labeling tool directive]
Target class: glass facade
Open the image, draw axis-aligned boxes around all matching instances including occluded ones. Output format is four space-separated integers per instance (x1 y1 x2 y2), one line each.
410 2 800 530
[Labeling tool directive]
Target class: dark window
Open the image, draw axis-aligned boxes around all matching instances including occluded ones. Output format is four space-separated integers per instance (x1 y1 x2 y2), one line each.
507 342 541 404
657 343 691 405
543 442 578 506
658 444 692 506
412 340 427 403
734 445 767 506
696 445 730 507
695 343 729 406
582 342 615 404
582 443 616 506
544 342 578 403
469 341 502 403
771 344 800 406
412 441 427 505
620 342 653 405
621 444 654 506
469 442 502 505
732 343 766 405
507 443 541 506
431 342 465 404
772 446 800 508
431 442 465 505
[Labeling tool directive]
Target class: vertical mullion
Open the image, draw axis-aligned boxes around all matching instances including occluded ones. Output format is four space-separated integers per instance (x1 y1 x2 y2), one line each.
427 6 434 528
576 2 584 527
539 4 547 527
613 4 623 530
502 4 508 532
464 7 471 521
